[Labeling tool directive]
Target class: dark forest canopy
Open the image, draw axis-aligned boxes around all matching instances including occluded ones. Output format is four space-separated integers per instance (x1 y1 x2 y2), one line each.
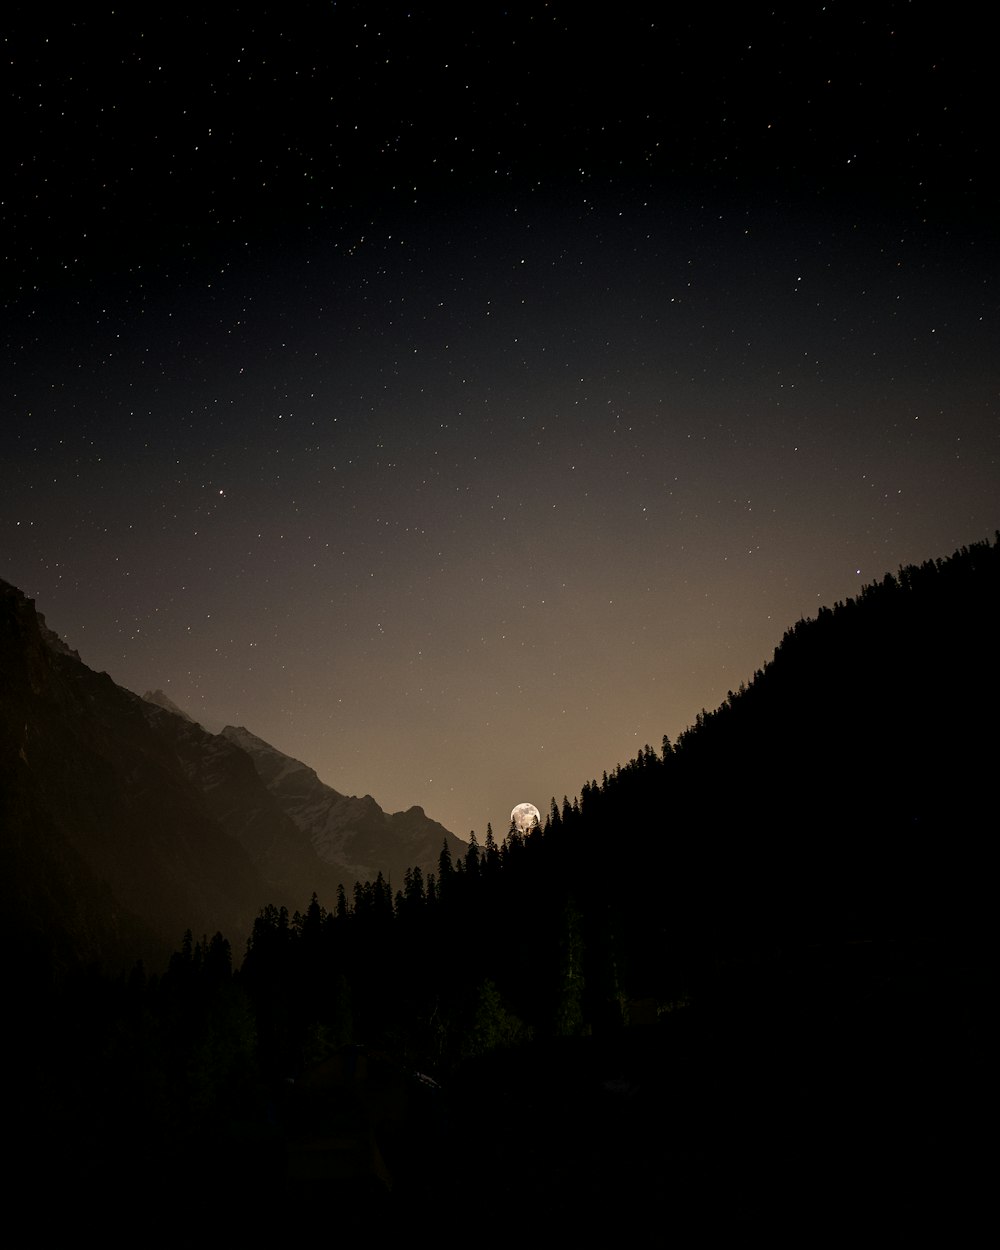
230 534 997 1071
8 533 997 995
6 536 995 1231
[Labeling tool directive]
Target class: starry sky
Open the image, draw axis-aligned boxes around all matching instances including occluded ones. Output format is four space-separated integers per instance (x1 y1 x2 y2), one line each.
4 5 997 843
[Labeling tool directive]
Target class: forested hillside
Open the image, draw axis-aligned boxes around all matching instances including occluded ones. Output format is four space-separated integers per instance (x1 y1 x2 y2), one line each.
8 537 994 1232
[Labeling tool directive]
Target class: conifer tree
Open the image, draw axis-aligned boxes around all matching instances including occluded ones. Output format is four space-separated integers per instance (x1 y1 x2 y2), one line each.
465 831 481 879
438 838 454 898
484 823 501 876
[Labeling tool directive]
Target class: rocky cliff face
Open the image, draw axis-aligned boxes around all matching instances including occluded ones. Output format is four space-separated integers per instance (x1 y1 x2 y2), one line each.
0 579 461 972
1 579 268 969
132 699 353 910
221 724 465 888
142 688 196 722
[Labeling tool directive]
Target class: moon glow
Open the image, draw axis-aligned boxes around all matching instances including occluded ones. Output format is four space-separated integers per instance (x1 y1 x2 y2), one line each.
510 802 541 834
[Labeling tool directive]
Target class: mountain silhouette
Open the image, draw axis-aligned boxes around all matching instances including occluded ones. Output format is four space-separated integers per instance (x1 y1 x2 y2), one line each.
0 579 459 970
220 723 463 892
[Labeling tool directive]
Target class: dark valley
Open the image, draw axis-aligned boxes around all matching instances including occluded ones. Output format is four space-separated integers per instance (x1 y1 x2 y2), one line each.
2 537 995 1233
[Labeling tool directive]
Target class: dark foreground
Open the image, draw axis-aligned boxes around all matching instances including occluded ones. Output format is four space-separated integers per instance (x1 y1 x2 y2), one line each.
11 935 984 1238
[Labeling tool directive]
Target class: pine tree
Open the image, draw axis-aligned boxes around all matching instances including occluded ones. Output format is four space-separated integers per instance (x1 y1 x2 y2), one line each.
438 838 455 899
465 831 481 879
484 823 501 876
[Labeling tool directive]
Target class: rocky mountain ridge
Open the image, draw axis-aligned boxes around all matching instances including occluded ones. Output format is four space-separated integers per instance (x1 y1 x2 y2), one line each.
0 579 461 970
220 723 461 889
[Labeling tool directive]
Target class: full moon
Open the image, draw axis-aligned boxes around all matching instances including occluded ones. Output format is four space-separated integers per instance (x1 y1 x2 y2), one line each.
510 802 541 834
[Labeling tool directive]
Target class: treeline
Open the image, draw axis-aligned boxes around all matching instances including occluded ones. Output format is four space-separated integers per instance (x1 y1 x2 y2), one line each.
243 820 598 1081
11 535 996 1221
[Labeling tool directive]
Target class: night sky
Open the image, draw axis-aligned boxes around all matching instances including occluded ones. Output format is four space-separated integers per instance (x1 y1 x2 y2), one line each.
4 6 997 842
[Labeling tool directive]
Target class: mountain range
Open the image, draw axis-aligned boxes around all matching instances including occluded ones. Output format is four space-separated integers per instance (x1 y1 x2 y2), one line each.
0 579 463 970
5 540 994 1235
5 535 996 974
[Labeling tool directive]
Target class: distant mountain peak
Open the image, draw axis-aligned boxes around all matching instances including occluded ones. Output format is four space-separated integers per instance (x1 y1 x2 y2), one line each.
36 610 81 661
221 724 326 789
0 579 81 662
220 725 464 886
142 688 197 724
